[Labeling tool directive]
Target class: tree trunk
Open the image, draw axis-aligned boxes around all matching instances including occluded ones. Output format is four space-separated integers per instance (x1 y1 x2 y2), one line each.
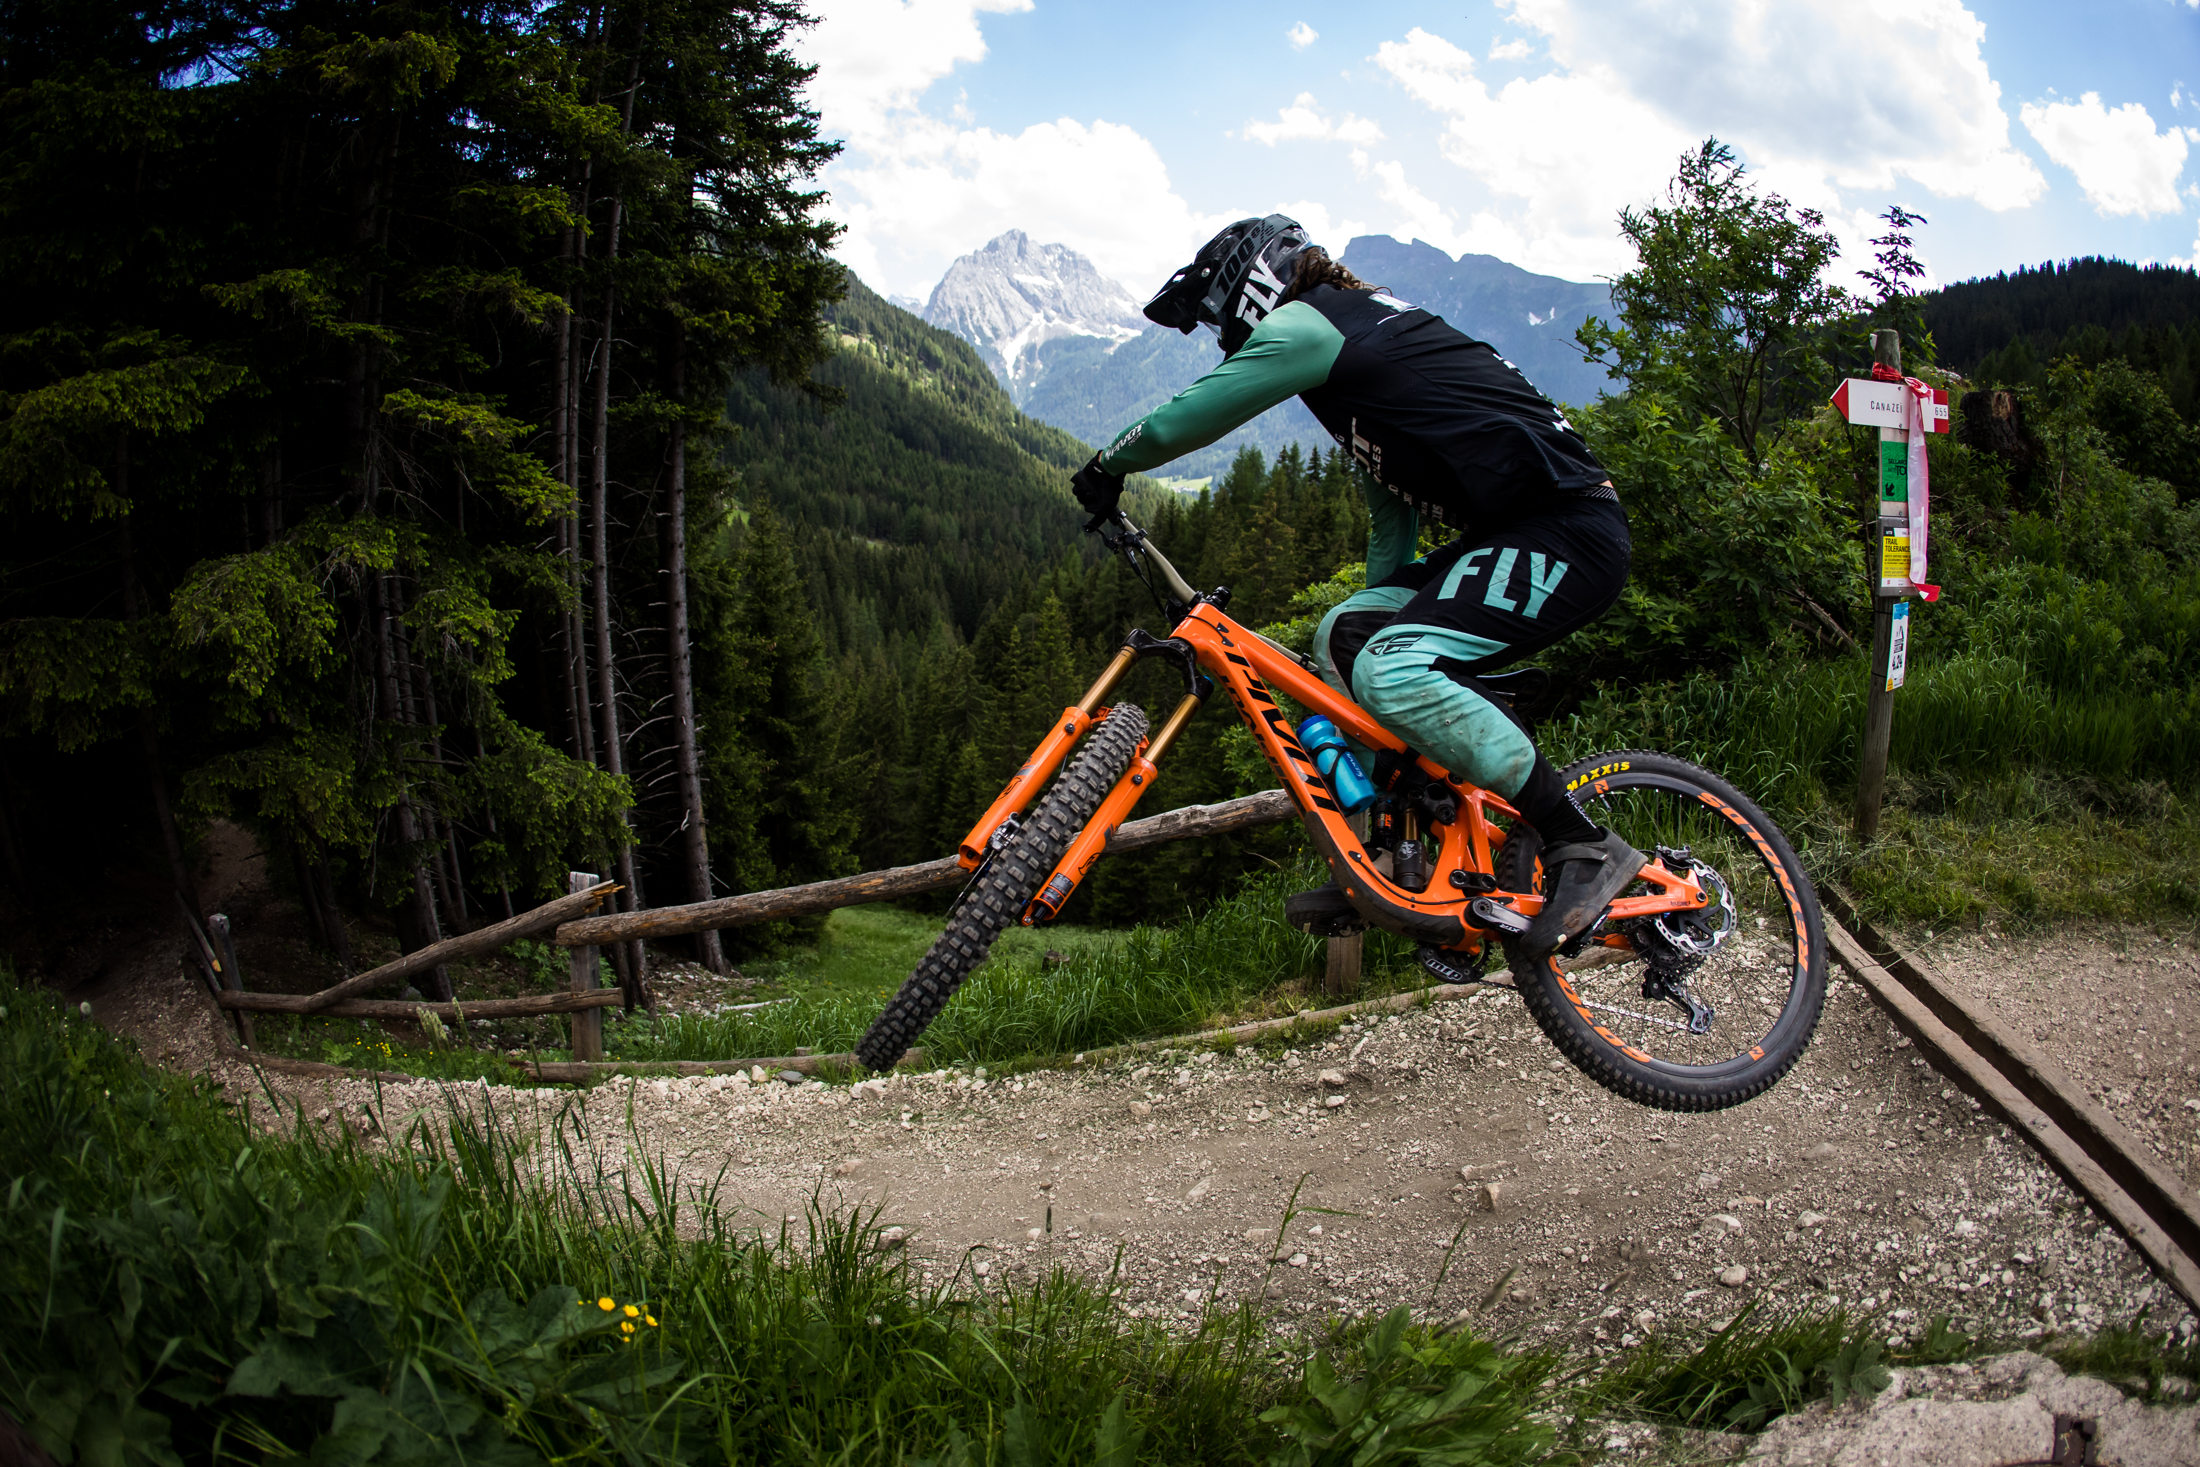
370 572 450 999
313 852 355 974
289 836 330 952
0 743 25 889
258 442 282 546
662 335 724 972
586 188 649 1004
117 485 205 926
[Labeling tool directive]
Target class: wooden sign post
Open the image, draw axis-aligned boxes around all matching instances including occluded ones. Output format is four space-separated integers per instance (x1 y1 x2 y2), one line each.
1834 330 1947 840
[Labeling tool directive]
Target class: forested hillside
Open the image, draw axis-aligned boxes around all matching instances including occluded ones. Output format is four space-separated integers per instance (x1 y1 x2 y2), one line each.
723 277 1096 645
723 286 1377 916
0 0 850 982
1922 257 2200 423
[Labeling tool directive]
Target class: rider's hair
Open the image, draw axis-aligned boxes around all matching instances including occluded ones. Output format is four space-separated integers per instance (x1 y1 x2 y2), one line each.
1287 247 1378 300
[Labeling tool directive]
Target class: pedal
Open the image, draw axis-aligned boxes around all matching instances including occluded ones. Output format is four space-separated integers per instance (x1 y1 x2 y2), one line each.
1468 896 1531 935
1417 946 1487 985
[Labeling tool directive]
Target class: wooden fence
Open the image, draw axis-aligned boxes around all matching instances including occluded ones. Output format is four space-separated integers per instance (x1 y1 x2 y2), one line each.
207 789 1302 1063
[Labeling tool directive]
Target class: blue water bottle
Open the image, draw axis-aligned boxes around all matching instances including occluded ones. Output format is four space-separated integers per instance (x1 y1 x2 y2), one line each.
1295 715 1376 812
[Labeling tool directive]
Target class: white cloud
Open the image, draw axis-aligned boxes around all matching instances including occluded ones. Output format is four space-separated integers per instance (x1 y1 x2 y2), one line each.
1488 37 1532 61
820 112 1227 300
1287 21 1318 49
1498 0 2045 209
1372 2 2048 284
2020 92 2192 217
796 0 1032 150
1242 93 1385 147
797 0 1227 299
1373 28 1696 279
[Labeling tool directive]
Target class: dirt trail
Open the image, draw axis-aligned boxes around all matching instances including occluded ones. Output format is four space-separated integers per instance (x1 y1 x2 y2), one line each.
92 901 2200 1360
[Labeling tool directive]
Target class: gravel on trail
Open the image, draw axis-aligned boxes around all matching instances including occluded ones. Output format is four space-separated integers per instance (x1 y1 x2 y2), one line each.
145 935 2200 1362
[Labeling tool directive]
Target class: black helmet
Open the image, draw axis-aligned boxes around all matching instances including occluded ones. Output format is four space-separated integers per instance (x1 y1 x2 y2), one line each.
1142 214 1312 354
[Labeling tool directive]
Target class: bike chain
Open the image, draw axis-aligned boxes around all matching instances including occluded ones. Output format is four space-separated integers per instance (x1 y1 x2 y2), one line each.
1574 994 1695 1032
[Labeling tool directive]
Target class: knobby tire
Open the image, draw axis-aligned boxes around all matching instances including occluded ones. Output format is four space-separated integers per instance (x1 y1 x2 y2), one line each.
854 704 1150 1073
1497 748 1828 1112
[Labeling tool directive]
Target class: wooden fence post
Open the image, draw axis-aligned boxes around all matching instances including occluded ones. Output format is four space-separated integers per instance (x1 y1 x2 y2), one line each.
568 871 605 1061
1325 811 1367 997
1854 328 1904 842
207 912 254 1048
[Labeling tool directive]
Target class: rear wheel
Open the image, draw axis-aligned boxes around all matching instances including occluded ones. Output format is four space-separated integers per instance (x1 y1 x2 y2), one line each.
853 705 1149 1073
1497 749 1826 1111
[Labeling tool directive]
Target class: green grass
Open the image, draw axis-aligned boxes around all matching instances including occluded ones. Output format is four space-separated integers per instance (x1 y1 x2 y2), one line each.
18 971 2187 1463
1550 651 2200 932
612 862 1434 1069
727 904 1133 1004
0 972 1573 1465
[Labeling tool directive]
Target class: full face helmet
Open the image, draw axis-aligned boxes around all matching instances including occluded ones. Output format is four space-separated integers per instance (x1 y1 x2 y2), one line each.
1142 214 1313 354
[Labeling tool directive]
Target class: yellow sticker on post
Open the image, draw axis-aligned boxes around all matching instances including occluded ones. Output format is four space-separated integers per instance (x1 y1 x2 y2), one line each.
1879 521 1912 590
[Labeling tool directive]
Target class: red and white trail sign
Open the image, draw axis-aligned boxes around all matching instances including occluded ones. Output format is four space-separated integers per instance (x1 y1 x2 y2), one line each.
1832 378 1949 432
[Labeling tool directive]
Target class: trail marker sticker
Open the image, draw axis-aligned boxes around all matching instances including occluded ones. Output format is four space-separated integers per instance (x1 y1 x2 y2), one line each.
1833 379 1949 432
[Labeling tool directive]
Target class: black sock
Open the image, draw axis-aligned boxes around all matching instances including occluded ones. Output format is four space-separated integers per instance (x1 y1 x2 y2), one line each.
1512 753 1603 849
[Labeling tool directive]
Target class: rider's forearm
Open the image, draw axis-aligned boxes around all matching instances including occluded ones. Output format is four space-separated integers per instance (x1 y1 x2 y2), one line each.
1097 303 1344 475
1364 478 1419 585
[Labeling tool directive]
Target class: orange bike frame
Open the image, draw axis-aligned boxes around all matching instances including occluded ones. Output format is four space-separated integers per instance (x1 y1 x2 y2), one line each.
957 602 1711 944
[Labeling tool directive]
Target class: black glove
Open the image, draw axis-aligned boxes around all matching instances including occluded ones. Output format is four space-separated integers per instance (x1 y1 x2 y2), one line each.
1071 454 1125 524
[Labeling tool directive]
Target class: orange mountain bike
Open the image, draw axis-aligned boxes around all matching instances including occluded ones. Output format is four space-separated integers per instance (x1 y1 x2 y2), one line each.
855 512 1826 1111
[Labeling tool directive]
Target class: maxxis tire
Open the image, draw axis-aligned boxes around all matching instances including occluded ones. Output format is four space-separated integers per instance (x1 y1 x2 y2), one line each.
1496 748 1828 1113
853 704 1149 1073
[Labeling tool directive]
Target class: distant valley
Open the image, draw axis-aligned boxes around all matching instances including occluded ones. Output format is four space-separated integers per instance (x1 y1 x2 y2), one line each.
897 231 1618 477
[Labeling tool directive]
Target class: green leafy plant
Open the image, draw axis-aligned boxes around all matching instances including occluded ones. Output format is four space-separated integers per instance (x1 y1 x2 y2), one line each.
1258 1307 1558 1466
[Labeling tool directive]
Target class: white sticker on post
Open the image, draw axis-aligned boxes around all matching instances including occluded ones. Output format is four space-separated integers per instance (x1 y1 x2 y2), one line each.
1886 600 1910 692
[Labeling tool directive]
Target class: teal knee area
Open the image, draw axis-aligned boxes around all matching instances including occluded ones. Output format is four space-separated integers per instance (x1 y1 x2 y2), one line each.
1349 625 1535 797
1313 584 1416 699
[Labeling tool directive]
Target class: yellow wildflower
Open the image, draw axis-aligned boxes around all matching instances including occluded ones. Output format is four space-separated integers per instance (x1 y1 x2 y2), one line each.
624 1303 640 1318
620 1321 635 1335
645 1315 658 1328
597 1296 616 1312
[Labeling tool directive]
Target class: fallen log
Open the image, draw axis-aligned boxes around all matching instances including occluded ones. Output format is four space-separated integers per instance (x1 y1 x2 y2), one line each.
219 885 621 1015
553 788 1300 947
218 988 625 1020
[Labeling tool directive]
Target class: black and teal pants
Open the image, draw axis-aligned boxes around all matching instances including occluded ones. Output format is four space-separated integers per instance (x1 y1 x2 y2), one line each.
1313 494 1631 803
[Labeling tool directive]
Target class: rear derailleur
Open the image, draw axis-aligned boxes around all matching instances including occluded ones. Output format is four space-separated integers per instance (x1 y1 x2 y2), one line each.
1612 844 1734 1036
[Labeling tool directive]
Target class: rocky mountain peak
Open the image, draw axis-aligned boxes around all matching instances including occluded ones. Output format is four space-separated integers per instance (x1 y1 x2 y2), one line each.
923 231 1146 383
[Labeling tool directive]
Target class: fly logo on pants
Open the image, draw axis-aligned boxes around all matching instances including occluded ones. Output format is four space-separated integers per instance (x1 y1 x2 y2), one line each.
1437 547 1569 617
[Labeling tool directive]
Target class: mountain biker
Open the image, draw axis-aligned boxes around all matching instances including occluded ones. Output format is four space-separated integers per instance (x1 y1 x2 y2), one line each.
1069 214 1639 960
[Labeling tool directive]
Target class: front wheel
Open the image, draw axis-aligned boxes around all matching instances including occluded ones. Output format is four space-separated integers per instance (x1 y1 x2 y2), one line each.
1497 748 1827 1112
853 704 1149 1073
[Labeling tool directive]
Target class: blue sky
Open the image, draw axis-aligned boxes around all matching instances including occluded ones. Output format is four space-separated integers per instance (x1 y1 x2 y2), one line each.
795 0 2200 306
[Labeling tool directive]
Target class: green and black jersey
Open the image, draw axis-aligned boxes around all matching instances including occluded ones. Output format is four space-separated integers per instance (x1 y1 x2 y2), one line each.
1099 283 1608 580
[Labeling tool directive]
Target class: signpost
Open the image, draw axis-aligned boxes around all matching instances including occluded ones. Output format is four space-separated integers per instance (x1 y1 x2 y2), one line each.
1840 330 1947 840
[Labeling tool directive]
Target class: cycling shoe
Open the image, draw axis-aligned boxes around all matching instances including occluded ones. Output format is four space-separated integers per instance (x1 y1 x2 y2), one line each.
1520 831 1645 959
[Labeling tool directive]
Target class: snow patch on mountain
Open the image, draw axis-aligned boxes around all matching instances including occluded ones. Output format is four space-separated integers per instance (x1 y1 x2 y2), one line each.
923 231 1146 386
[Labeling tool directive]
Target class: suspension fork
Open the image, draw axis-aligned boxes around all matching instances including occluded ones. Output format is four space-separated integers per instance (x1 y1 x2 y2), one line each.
1025 637 1212 923
955 644 1143 868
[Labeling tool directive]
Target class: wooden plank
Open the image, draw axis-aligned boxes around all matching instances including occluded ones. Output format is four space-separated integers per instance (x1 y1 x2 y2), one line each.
553 788 1301 947
1825 889 2200 1269
221 884 621 1015
218 988 625 1020
1825 918 2200 1311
